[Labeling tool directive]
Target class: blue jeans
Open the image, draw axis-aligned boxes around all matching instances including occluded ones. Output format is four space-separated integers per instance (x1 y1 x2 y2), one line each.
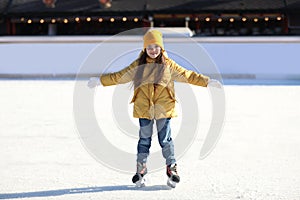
137 118 176 166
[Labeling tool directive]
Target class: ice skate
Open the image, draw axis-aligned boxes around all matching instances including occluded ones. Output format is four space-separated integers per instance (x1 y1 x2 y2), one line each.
166 163 180 188
132 162 148 187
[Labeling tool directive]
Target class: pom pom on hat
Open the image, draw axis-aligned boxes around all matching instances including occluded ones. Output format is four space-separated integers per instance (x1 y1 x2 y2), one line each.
143 29 164 50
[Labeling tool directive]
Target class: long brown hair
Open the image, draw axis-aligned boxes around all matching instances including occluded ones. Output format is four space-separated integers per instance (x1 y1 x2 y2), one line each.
133 50 166 89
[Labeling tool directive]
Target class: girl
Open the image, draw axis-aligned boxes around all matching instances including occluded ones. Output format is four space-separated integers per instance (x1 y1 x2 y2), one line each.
88 29 216 186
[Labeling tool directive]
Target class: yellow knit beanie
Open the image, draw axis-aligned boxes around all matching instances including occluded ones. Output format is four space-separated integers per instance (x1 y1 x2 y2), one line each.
143 29 164 50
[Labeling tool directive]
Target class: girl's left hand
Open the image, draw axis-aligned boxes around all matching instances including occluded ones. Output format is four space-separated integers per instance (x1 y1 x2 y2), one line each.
208 79 222 89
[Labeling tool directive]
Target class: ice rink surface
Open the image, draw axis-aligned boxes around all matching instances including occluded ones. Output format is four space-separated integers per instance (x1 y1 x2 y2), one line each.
0 80 299 200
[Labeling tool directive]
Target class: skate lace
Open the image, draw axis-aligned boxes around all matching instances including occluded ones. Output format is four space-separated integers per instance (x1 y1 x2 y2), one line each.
137 163 147 175
168 164 178 174
172 166 177 173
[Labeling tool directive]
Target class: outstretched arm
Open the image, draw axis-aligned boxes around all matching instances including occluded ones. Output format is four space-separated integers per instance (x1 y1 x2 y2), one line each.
169 60 210 87
87 60 138 88
100 60 138 86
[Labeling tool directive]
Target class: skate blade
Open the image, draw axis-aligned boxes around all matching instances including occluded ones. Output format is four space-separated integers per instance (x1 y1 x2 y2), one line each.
167 178 176 188
135 176 148 188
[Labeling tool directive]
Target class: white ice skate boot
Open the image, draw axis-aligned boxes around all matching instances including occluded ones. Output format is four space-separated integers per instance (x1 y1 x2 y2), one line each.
166 163 180 188
132 162 148 187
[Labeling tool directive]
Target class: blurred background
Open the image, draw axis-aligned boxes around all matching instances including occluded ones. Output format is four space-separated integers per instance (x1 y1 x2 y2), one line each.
1 0 300 84
1 0 300 36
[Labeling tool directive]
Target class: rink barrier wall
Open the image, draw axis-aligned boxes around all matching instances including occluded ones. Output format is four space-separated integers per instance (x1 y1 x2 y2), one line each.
1 36 300 82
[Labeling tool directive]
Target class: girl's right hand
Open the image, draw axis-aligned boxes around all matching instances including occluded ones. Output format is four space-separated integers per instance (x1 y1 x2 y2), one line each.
87 77 101 88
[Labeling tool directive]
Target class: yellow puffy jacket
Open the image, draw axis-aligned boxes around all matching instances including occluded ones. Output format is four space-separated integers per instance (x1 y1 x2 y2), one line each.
100 57 210 119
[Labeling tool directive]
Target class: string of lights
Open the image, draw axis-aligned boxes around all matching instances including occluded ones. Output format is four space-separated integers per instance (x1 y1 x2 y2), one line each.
14 16 141 24
13 14 283 24
0 0 293 36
